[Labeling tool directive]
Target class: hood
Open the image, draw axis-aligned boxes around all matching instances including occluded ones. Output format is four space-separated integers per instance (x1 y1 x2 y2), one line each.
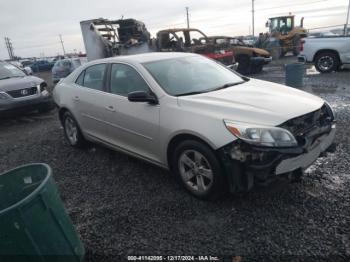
234 46 270 57
0 76 43 92
177 78 324 126
251 47 270 56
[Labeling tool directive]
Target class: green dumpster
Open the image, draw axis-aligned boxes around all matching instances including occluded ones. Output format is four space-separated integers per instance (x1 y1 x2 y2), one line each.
0 163 85 262
285 62 305 88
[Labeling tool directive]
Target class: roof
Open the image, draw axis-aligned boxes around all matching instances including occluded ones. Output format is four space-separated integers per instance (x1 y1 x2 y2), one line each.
88 52 197 65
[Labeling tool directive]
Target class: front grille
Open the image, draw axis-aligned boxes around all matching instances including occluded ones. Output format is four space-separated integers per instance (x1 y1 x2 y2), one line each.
6 86 38 98
279 103 334 146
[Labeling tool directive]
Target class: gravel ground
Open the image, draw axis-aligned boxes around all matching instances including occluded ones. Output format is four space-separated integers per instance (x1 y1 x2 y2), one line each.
0 61 350 261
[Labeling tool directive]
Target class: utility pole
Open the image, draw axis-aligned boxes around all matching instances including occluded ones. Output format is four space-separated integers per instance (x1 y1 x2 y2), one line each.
186 7 190 29
345 0 350 35
4 37 15 60
59 34 66 55
252 0 255 37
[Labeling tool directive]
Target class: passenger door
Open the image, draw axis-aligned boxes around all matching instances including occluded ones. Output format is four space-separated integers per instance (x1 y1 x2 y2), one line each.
103 63 161 162
71 63 111 142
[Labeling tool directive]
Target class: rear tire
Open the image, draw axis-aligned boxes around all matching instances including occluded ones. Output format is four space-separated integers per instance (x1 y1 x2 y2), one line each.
251 64 263 74
314 51 339 73
62 111 86 148
171 140 226 200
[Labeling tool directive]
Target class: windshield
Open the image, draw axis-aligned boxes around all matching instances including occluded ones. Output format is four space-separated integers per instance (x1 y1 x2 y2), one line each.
0 62 26 80
143 56 244 96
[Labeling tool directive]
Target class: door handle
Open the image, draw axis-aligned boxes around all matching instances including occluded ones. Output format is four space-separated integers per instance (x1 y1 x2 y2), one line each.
105 105 116 112
72 96 80 101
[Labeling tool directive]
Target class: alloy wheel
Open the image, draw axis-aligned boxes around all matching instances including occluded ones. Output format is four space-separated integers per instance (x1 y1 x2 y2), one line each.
178 150 214 193
318 56 334 72
64 116 78 145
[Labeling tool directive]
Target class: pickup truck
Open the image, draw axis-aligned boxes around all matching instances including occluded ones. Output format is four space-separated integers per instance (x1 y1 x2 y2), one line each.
298 36 350 73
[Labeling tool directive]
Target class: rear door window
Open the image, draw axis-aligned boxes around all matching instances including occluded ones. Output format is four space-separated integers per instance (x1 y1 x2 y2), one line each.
82 64 106 91
75 71 85 86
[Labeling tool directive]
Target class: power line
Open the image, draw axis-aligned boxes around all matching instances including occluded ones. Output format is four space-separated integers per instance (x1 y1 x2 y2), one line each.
255 0 328 11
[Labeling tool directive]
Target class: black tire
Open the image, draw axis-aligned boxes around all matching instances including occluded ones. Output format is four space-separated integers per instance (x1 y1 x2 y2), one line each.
292 35 301 56
62 111 86 148
314 51 340 73
236 55 251 75
250 64 263 74
171 140 226 200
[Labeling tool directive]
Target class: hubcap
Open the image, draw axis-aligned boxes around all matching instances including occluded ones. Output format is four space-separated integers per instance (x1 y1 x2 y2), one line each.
178 150 213 193
64 117 78 145
318 56 334 71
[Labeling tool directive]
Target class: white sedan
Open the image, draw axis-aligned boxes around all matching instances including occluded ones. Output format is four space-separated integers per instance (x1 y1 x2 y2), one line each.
53 52 336 199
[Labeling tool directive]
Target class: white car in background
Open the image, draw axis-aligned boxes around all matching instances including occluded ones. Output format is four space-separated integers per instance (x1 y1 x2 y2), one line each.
53 52 336 199
299 36 350 73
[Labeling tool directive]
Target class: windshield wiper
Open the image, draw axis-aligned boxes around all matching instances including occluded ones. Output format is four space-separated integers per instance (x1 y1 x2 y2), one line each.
176 91 207 97
176 80 248 97
211 81 246 91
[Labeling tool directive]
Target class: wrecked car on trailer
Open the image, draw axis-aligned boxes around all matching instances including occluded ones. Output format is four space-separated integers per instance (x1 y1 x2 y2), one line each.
80 18 235 67
156 28 235 66
80 18 152 61
205 36 272 74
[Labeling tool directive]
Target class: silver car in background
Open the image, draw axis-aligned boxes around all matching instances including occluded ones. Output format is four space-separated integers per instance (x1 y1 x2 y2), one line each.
53 53 336 199
52 58 83 84
0 61 53 116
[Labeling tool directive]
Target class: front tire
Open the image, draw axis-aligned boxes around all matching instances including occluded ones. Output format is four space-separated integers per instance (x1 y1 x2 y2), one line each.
236 55 251 75
62 111 86 148
171 140 226 200
314 52 339 73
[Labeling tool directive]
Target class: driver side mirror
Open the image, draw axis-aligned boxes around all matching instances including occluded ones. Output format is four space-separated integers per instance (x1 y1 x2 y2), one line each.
128 91 158 105
265 21 269 28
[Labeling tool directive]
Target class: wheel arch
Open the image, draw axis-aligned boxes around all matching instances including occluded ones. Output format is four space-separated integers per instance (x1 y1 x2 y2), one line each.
58 107 69 124
313 49 341 63
166 133 217 170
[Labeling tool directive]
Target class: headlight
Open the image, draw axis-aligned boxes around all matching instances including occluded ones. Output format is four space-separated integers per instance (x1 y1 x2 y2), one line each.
324 101 335 120
224 120 298 147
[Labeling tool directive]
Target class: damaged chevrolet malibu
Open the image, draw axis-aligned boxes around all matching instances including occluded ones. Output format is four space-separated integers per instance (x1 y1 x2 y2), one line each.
53 52 336 200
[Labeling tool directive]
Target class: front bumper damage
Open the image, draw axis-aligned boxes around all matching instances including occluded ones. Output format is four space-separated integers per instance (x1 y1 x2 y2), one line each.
218 104 336 193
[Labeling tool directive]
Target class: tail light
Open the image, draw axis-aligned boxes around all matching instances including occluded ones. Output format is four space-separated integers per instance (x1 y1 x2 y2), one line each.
300 40 305 52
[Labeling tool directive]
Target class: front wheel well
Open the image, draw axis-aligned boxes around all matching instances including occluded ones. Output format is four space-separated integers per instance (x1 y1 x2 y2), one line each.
313 49 340 63
58 107 69 124
167 134 215 170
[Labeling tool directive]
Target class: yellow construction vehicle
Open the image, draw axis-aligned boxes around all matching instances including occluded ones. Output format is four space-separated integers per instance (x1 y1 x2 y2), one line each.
255 15 308 60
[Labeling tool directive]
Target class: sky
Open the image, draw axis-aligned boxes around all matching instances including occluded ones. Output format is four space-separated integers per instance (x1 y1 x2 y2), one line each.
0 0 348 59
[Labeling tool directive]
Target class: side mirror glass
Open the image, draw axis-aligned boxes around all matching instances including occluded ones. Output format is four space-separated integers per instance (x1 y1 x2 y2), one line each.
128 91 158 105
